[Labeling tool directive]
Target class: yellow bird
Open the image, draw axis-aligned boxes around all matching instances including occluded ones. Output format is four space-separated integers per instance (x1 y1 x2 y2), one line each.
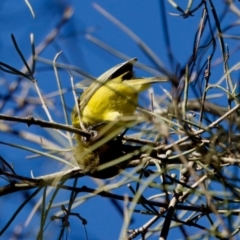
72 58 168 130
72 58 168 178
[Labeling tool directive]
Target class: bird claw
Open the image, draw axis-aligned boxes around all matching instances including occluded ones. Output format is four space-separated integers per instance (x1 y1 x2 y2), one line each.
81 128 98 143
88 129 98 140
81 123 106 143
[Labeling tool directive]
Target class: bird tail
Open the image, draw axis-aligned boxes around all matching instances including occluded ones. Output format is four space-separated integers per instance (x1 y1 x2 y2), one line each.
125 76 169 92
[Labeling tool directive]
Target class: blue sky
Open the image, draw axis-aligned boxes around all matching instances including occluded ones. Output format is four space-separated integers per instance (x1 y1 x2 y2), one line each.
1 0 240 239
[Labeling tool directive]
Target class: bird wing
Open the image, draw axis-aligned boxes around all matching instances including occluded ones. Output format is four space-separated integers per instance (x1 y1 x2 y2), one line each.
97 58 137 81
79 58 137 110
